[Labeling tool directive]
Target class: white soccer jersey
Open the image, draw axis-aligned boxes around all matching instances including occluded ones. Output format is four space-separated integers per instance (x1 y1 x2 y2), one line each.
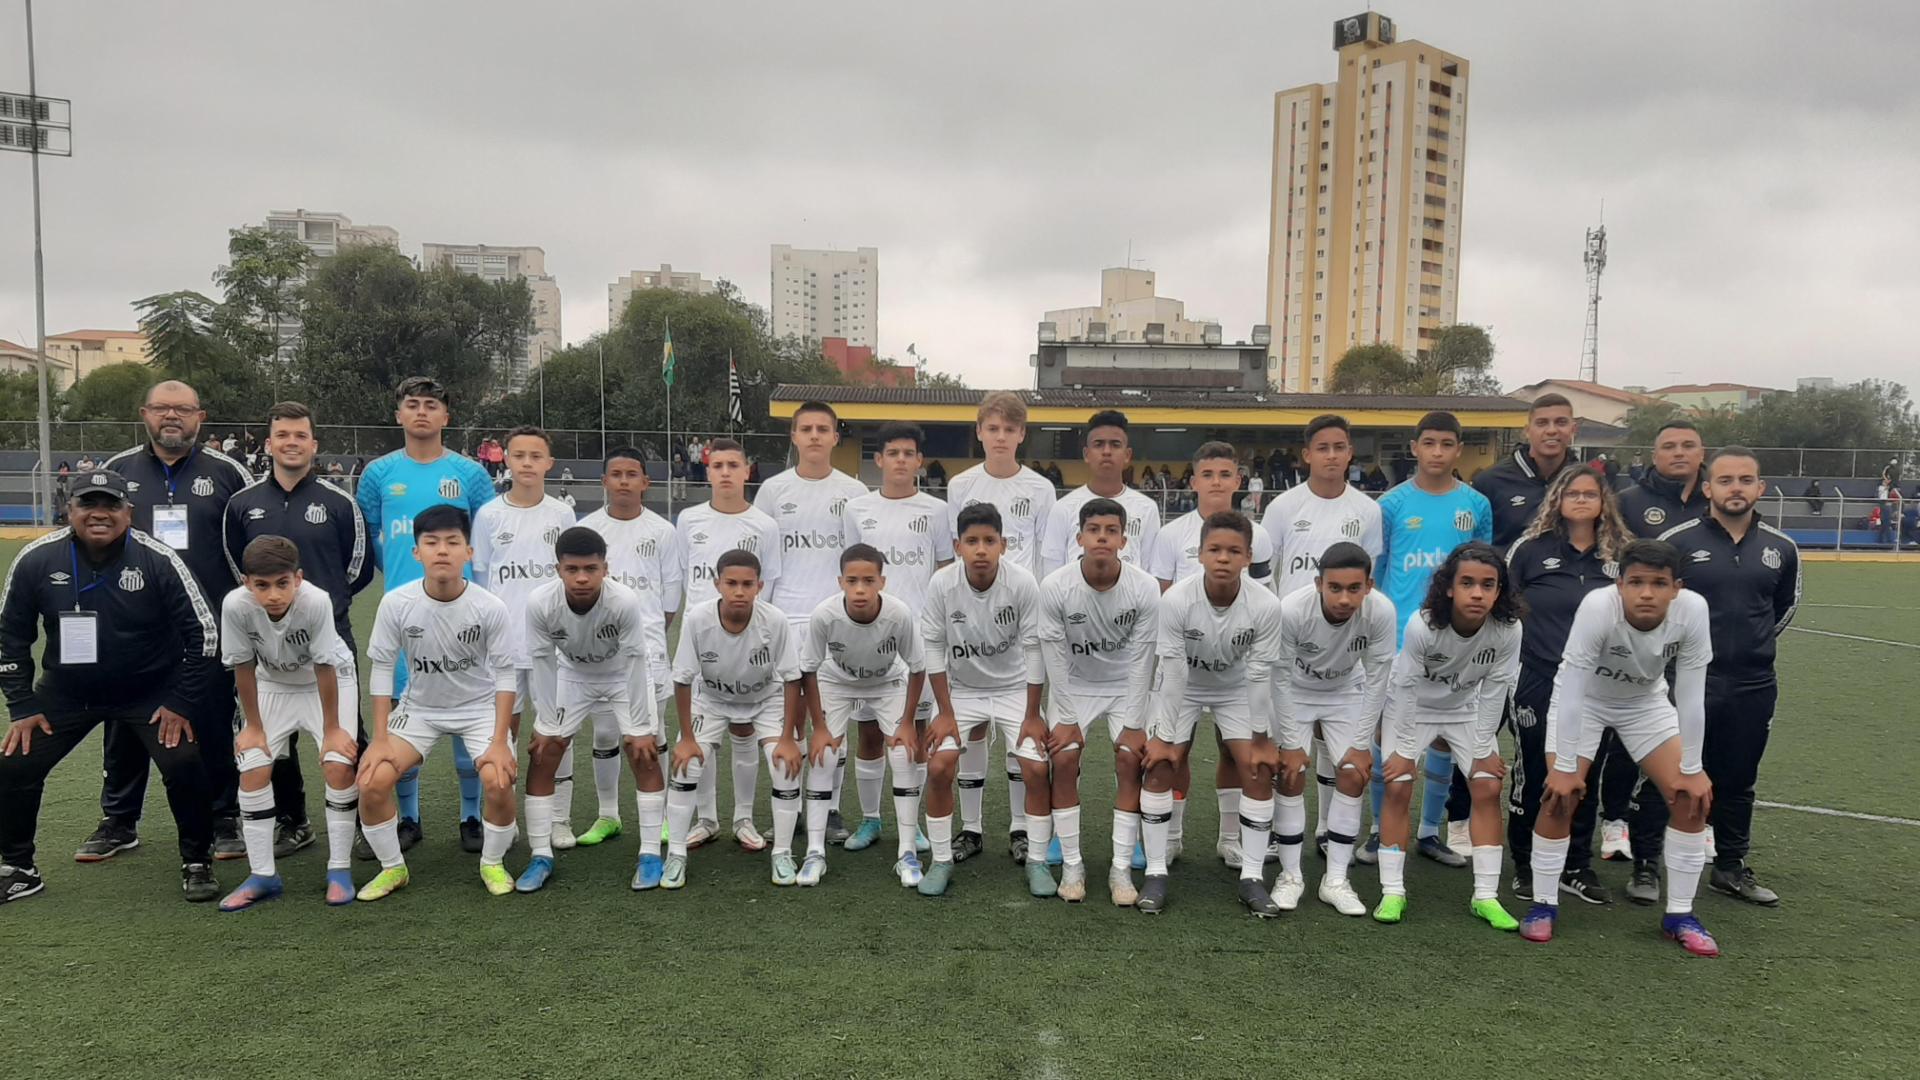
675 502 784 611
671 598 801 718
1040 484 1162 577
527 578 655 727
1380 612 1521 757
802 592 925 690
1274 586 1397 750
220 581 351 688
919 560 1043 697
1154 573 1283 707
1262 482 1385 598
472 494 578 666
842 490 953 614
368 580 517 719
946 464 1056 577
754 467 869 622
577 507 682 686
1548 588 1713 773
1038 561 1160 731
1147 509 1276 586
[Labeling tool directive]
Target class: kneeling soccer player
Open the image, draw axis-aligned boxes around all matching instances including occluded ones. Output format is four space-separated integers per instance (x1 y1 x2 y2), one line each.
1522 539 1720 956
916 503 1043 897
799 544 927 887
517 526 665 893
1038 497 1159 904
667 549 804 888
219 536 360 911
356 506 520 900
1375 541 1522 929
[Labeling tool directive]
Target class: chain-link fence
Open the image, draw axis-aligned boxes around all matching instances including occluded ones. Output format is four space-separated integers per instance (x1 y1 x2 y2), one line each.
1594 445 1916 482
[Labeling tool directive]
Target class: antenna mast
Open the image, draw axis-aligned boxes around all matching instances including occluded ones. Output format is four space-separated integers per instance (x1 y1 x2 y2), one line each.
1579 221 1607 382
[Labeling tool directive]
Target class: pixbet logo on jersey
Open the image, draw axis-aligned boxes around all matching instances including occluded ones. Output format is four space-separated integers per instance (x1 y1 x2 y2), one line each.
951 639 1014 661
783 530 843 552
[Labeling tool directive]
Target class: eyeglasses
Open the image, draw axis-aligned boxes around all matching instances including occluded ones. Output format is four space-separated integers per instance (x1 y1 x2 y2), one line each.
143 404 200 417
1560 490 1603 502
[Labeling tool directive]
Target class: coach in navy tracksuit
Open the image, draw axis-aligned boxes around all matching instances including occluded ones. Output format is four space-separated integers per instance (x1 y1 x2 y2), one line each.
1618 418 1710 539
1628 446 1801 908
1474 394 1582 548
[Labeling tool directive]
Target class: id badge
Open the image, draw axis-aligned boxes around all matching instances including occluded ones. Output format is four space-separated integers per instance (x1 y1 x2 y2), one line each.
153 504 190 550
59 611 99 665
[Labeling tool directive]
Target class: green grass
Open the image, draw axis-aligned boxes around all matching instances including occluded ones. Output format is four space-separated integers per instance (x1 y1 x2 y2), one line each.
3 549 1917 1079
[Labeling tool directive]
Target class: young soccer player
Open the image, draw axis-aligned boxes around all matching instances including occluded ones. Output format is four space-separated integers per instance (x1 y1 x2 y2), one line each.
1040 411 1161 577
1138 511 1285 916
675 438 784 852
470 426 583 846
1374 541 1522 929
666 550 804 888
915 504 1043 897
1038 498 1159 904
798 544 927 887
1520 539 1720 955
355 505 520 899
217 536 359 911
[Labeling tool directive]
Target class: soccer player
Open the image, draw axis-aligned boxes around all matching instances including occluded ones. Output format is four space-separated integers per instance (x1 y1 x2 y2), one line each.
754 401 868 844
1038 498 1159 904
217 536 358 910
1271 542 1395 915
1040 410 1161 577
841 422 951 856
515 527 663 893
1619 418 1709 539
1146 440 1275 868
1519 539 1721 955
577 447 683 846
1138 510 1285 916
666 550 804 888
355 505 519 900
1373 541 1522 930
798 544 927 887
915 503 1043 897
675 437 784 852
470 426 581 844
1372 411 1492 867
354 376 497 853
945 392 1055 863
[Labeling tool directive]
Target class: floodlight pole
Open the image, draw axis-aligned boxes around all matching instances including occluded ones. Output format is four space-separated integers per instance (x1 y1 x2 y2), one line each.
27 0 54 525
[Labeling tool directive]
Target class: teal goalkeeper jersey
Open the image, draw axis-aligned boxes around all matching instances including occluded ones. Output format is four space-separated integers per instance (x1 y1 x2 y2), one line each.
354 449 497 589
1376 478 1493 644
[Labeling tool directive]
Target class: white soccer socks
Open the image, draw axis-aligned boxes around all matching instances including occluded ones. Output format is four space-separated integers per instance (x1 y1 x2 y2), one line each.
1006 751 1027 838
1141 789 1174 876
1216 788 1240 847
525 793 555 858
1112 808 1141 869
764 742 802 857
592 717 624 822
855 755 886 822
1054 805 1083 868
958 737 988 835
1470 845 1502 901
481 820 517 867
323 784 358 871
804 747 841 857
1275 793 1307 878
239 785 277 878
1377 845 1408 897
635 789 665 859
1238 795 1273 881
1664 826 1707 915
1531 833 1571 908
667 756 704 857
732 732 761 824
887 745 923 859
362 816 405 870
1324 791 1363 886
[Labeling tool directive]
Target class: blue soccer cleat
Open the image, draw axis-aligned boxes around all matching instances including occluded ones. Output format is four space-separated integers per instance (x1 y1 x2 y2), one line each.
1131 840 1147 871
1045 836 1063 867
218 873 283 913
631 853 664 891
324 868 355 906
514 856 555 894
843 817 884 851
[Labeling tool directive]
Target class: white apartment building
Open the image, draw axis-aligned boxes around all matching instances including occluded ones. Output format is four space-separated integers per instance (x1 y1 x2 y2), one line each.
770 245 877 348
1041 267 1219 345
421 243 563 392
609 263 716 327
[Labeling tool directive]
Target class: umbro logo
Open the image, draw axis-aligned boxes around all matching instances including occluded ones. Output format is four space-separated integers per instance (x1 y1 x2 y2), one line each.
1067 612 1088 625
827 641 846 653
1299 641 1322 655
246 508 267 521
1183 628 1205 640
949 611 967 623
691 532 709 544
1542 557 1561 570
1690 549 1712 563
780 502 799 514
404 625 425 639
494 532 515 547
1422 651 1449 664
48 571 70 585
1292 519 1313 532
1608 644 1632 658
861 518 879 530
1509 495 1527 506
699 650 719 663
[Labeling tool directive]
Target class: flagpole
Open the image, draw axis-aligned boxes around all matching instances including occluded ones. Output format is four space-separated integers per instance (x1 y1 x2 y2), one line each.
663 315 673 517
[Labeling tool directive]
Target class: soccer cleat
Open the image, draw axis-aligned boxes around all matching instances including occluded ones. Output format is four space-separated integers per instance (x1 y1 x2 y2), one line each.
1512 873 1534 902
686 818 720 848
1559 867 1613 906
1136 874 1169 914
734 818 768 852
1372 893 1407 924
480 863 514 896
219 873 284 912
1600 819 1631 861
356 865 410 902
1009 830 1029 865
1446 820 1472 857
514 856 555 893
661 854 688 890
1165 837 1184 863
1058 862 1087 903
1470 897 1520 931
1 864 45 904
460 818 485 854
1264 835 1283 866
631 853 664 891
1272 871 1306 911
551 821 578 851
1109 864 1138 907
1045 836 1063 867
797 853 827 887
917 860 953 897
1131 840 1147 871
1416 835 1467 868
324 868 355 906
1519 903 1558 943
1025 860 1058 898
952 830 985 864
1708 863 1780 906
576 817 623 847
1238 878 1281 918
1318 878 1367 916
894 852 924 888
825 810 851 846
1215 837 1242 868
842 816 884 851
396 818 424 853
74 819 140 863
1626 862 1661 906
1662 912 1721 957
212 819 246 862
1357 832 1379 865
273 821 315 859
770 851 798 886
181 863 219 903
915 826 931 853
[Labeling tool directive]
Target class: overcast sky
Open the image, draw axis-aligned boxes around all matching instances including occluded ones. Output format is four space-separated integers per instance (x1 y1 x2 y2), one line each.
2 1 1914 400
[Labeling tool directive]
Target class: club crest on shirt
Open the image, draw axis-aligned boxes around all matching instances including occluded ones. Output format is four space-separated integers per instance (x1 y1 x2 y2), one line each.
1348 636 1370 652
304 502 328 525
877 637 897 655
1453 509 1475 532
595 623 620 641
1231 628 1255 650
118 567 145 592
456 624 482 645
1472 647 1498 665
1514 702 1537 728
636 538 658 558
736 535 759 553
1113 608 1137 630
1663 642 1681 659
1601 561 1619 579
1342 518 1362 538
246 507 267 521
438 477 462 499
1643 507 1667 526
1761 546 1782 570
830 498 849 517
287 628 311 647
748 645 771 666
543 525 562 545
191 475 215 498
1009 498 1032 518
994 606 1017 627
909 515 929 533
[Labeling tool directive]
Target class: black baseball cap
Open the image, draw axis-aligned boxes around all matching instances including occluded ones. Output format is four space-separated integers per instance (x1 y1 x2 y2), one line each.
70 469 131 503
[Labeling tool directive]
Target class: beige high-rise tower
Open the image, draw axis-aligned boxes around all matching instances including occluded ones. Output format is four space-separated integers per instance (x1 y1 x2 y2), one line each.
1265 12 1468 392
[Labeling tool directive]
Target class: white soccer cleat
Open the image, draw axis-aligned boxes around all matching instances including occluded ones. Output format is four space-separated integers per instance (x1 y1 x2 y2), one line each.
1272 871 1306 911
1600 819 1631 862
1057 862 1087 903
1216 838 1242 869
551 821 577 851
1165 837 1184 863
733 818 767 852
1109 863 1138 907
1446 820 1471 856
686 818 720 848
796 853 826 887
1319 877 1367 916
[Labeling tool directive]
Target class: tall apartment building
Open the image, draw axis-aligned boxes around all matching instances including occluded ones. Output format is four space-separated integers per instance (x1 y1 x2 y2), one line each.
1042 267 1219 345
1265 13 1469 391
770 245 877 348
420 243 563 392
609 263 715 327
259 209 400 361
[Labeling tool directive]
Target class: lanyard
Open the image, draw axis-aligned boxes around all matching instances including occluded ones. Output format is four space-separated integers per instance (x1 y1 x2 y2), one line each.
156 446 197 501
69 542 108 612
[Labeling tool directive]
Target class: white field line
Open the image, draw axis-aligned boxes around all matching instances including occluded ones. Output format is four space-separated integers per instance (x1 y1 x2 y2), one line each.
1756 801 1920 827
1785 626 1920 649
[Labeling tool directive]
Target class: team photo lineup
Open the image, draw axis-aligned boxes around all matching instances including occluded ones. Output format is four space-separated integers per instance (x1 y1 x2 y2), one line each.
1 377 1804 960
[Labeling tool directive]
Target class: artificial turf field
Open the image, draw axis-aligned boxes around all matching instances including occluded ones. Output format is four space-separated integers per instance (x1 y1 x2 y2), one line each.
2 549 1915 1080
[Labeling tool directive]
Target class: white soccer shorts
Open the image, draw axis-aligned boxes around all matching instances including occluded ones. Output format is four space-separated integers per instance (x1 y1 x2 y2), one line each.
235 671 361 773
937 691 1038 760
688 695 786 744
387 707 511 762
1553 699 1681 766
534 677 657 740
1404 714 1499 774
817 678 910 740
1060 691 1132 744
1297 695 1370 756
1150 696 1257 746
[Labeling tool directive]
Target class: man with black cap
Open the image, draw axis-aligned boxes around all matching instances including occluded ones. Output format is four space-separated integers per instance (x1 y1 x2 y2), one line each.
0 470 223 902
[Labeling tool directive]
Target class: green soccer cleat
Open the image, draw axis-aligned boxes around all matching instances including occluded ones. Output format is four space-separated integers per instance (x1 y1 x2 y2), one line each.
917 860 954 897
661 854 688 890
1025 860 1058 898
576 817 623 847
1471 897 1520 931
356 865 410 902
480 864 514 896
1372 893 1408 924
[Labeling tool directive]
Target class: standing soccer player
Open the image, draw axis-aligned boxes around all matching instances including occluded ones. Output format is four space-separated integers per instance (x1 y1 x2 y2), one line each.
353 376 497 853
577 447 683 846
915 504 1044 897
355 506 519 899
1038 499 1159 905
217 537 358 910
1373 542 1522 930
515 527 663 893
798 544 926 887
1040 411 1161 577
1520 540 1722 955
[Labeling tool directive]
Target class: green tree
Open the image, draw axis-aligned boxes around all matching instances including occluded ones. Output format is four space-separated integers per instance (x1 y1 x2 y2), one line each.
211 226 311 370
917 369 968 389
62 362 159 421
1620 400 1743 448
134 290 268 421
0 370 41 422
1326 343 1409 394
1327 323 1502 395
